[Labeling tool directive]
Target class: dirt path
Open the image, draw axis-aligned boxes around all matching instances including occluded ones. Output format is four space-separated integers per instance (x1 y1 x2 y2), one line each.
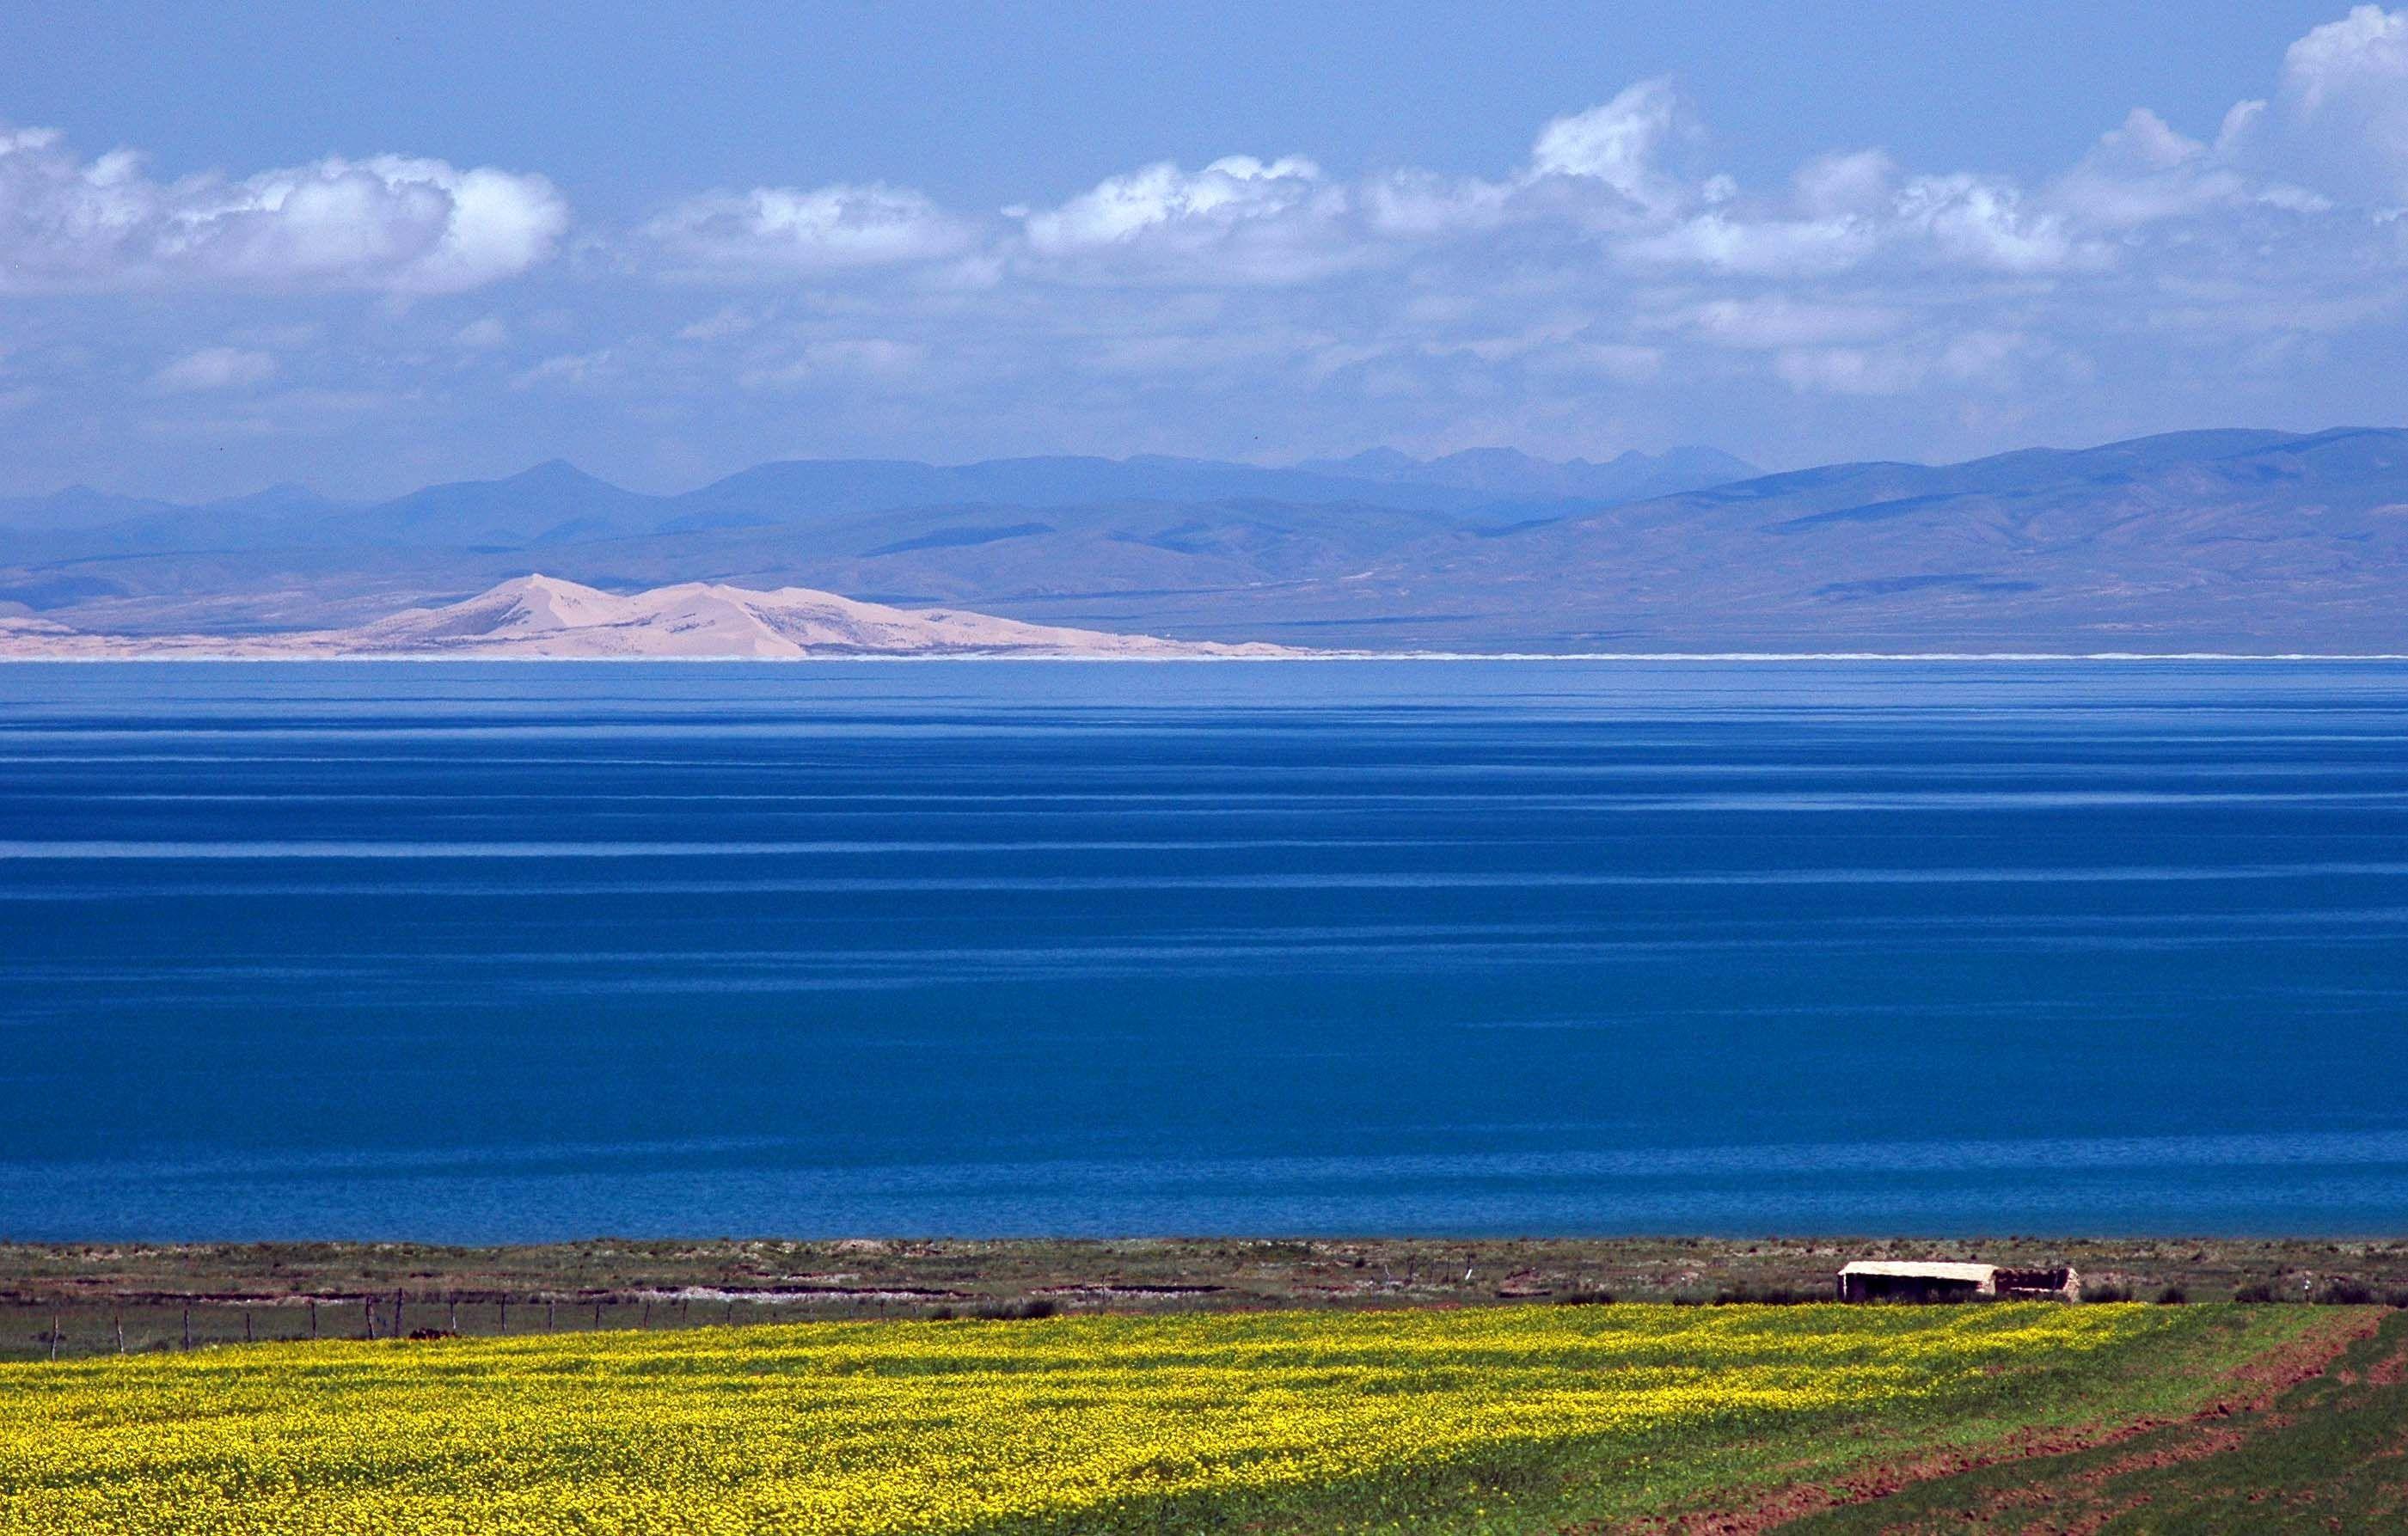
1623 1309 2395 1536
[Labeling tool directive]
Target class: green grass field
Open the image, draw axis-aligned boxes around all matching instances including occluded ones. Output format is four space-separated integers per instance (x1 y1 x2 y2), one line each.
1783 1309 2408 1534
2 1301 2387 1534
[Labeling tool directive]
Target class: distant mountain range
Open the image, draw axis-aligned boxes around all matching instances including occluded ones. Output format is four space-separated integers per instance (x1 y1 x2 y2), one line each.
3 430 2403 652
0 445 1755 548
1296 445 1759 502
0 576 1290 659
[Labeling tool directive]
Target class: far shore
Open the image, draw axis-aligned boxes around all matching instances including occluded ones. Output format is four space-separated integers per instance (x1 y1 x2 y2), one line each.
4 649 2408 664
7 1234 2404 1359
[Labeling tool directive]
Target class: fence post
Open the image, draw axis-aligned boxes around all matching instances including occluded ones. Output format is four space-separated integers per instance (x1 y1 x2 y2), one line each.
449 1299 459 1333
547 1299 555 1331
309 1300 318 1340
591 1300 603 1330
115 1311 125 1355
243 1310 254 1345
393 1290 404 1338
642 1300 652 1329
50 1313 59 1362
499 1297 508 1333
182 1307 192 1351
365 1297 377 1341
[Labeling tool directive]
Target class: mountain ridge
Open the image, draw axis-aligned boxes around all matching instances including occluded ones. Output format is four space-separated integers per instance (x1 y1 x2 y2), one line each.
3 427 2402 652
0 444 1761 546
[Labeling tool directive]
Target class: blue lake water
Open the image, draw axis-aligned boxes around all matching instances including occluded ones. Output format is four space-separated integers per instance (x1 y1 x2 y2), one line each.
2 659 2405 1241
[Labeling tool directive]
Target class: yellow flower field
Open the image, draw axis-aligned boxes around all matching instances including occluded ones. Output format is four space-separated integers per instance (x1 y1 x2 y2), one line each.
0 1304 2311 1534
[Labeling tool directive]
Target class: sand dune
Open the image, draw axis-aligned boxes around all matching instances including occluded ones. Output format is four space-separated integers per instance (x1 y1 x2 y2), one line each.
0 575 1296 659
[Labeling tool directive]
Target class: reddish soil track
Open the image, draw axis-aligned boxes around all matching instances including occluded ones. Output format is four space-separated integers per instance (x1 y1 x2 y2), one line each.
1613 1310 2387 1536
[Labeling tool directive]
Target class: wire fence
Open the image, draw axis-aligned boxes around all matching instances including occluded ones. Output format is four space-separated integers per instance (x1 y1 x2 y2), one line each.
3 1291 988 1362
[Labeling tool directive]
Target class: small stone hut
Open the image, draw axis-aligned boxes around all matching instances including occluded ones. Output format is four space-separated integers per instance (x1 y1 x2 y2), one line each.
1835 1261 2078 1303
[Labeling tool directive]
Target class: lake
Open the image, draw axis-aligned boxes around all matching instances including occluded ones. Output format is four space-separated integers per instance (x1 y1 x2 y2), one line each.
2 659 2404 1240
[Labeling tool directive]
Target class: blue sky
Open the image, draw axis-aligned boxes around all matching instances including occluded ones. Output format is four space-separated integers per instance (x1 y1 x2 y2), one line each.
3 2 2405 499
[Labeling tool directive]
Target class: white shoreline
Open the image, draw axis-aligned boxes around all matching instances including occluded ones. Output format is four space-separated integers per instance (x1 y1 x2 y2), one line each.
0 650 2405 664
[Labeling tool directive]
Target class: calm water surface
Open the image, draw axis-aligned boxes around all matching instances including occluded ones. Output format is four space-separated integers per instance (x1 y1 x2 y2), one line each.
2 660 2404 1240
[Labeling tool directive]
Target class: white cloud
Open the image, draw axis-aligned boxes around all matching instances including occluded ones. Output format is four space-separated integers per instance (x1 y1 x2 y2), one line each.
1669 297 1904 349
1896 174 2086 272
996 81 1708 280
738 337 927 389
675 305 762 341
1768 327 2058 400
150 346 278 393
548 17 2408 454
1629 168 2091 277
512 349 616 390
1525 341 1664 382
1013 155 1369 283
2097 107 2209 175
644 183 974 272
2052 108 2246 228
1526 79 1694 214
1622 211 1872 275
1938 329 2037 385
1774 346 1927 396
1023 156 1327 249
452 317 509 349
14 9 2408 486
2267 4 2408 202
1350 82 1704 242
1792 150 1899 217
0 126 566 294
1360 168 1515 236
2284 5 2408 113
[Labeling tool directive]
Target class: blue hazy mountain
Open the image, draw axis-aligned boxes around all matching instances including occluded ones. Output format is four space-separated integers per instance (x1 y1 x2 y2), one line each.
0 445 1757 554
0 485 183 532
360 461 662 546
1297 445 1761 502
3 430 2402 650
665 455 1490 529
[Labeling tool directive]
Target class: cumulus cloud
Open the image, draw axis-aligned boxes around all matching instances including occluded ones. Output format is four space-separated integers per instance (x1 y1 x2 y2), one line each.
2052 109 2243 228
1024 156 1327 248
1792 150 1900 218
874 8 2405 429
996 72 2103 290
994 80 1700 281
1896 174 2087 272
1010 155 1371 283
899 15 2397 439
0 126 567 293
644 183 976 274
150 346 278 393
14 8 2408 486
2264 3 2408 202
1526 79 1694 214
619 13 2408 315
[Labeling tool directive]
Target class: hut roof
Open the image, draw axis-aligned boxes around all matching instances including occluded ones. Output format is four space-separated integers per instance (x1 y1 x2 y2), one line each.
1837 1261 1997 1282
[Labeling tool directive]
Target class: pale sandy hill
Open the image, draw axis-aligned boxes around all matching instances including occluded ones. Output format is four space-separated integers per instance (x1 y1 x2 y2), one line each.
0 576 1298 659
